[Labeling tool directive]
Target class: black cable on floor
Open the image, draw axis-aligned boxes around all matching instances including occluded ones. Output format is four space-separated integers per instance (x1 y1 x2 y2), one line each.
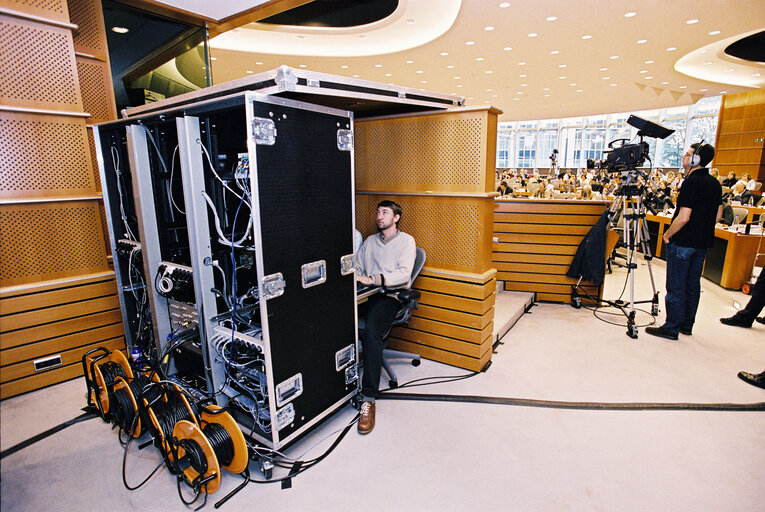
0 410 99 459
377 392 765 411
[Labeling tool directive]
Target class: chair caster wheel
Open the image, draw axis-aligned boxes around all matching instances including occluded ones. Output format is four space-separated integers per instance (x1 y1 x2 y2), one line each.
411 359 421 367
389 380 398 388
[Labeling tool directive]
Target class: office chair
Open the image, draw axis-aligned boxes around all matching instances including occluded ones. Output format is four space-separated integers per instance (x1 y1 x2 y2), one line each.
380 247 427 388
732 206 749 225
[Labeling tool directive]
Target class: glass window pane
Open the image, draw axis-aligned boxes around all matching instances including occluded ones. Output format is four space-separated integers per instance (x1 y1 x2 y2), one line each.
693 96 721 116
560 128 582 168
585 114 607 126
657 118 687 167
687 116 718 148
536 129 558 167
497 129 515 167
582 127 606 162
517 131 536 168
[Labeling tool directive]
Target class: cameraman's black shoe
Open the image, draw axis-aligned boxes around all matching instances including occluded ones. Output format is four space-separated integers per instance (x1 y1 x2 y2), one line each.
679 328 692 335
737 371 765 390
756 316 765 325
645 326 678 340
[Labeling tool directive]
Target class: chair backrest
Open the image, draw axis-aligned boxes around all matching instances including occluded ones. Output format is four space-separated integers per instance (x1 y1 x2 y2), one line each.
754 182 762 191
411 247 426 284
390 247 426 328
731 207 749 224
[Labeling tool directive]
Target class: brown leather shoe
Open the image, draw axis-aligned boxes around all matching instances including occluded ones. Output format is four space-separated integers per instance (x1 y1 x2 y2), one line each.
358 401 375 434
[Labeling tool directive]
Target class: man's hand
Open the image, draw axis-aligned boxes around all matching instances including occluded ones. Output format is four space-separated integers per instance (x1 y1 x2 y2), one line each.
356 274 374 286
663 234 671 244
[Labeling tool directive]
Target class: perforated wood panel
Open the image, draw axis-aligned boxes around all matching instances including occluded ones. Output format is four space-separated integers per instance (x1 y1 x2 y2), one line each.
0 201 108 286
715 90 765 181
77 56 115 123
0 15 82 112
67 0 104 56
0 0 70 23
0 112 96 199
355 108 499 194
356 194 494 274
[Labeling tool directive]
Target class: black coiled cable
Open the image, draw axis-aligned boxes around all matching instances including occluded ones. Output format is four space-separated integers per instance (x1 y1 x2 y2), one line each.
99 361 127 415
202 423 235 467
152 393 195 449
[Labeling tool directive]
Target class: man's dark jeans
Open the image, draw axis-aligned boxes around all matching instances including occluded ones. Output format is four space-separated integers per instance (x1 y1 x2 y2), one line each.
359 294 400 398
663 242 707 334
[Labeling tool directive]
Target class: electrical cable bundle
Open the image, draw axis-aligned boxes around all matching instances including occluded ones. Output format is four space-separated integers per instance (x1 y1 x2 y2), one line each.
110 374 156 438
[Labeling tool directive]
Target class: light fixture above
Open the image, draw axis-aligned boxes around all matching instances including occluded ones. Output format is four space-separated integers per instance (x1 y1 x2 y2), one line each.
546 16 557 21
504 47 513 51
582 35 592 40
550 50 560 55
486 26 495 31
111 26 129 33
466 41 475 45
499 2 510 8
624 12 637 18
637 39 647 44
666 47 677 51
709 30 721 35
528 32 538 37
686 19 699 24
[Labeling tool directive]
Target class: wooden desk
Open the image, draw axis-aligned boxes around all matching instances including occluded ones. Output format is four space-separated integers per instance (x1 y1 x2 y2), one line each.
645 213 762 290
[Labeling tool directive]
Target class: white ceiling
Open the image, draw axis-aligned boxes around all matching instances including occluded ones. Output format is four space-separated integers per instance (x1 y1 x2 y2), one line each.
172 0 765 121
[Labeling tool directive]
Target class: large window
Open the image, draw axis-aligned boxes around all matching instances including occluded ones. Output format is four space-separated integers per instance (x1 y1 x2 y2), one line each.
496 97 722 171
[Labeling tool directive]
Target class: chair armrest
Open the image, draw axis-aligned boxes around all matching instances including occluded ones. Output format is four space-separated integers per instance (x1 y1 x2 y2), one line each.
396 289 420 304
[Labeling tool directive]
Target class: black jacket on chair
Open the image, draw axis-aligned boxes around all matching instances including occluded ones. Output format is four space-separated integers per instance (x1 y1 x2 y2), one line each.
566 210 611 285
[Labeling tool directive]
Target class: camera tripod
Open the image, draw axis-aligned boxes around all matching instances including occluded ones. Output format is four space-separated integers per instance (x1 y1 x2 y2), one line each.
571 177 660 338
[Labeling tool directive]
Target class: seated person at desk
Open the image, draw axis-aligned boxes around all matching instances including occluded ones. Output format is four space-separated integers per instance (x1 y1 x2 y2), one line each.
496 180 512 196
355 200 416 434
721 171 738 188
727 180 753 205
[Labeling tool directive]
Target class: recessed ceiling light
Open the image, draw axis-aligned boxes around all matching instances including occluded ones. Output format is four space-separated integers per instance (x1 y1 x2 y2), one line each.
514 98 520 101
582 35 592 40
492 94 498 97
569 83 576 86
256 61 263 65
454 76 461 79
416 70 423 73
406 18 415 24
600 67 608 71
499 2 510 7
666 47 677 51
576 89 583 93
559 76 567 79
456 84 463 87
358 35 368 39
486 26 495 31
521 83 527 86
111 26 129 33
754 73 762 77
447 65 454 68
476 57 485 61
528 32 538 37
610 83 618 86
624 11 637 17
516 91 523 95
637 39 647 44
518 61 526 65
353 74 359 77
726 68 734 72
645 76 652 79
385 73 391 77
602 76 610 80
661 81 669 84
709 30 721 35
704 61 713 65
543 87 550 91
520 74 527 77
406 60 414 64
487 88 493 92
374 64 382 67
299 64 307 68
550 50 560 55
341 65 349 68
700 88 708 92
610 55 619 59
546 16 557 21
440 52 448 56
640 70 648 73
246 70 253 74
485 70 493 74
645 60 654 64
466 41 475 45
720 90 727 94
544 94 550 97
421 80 427 83
504 47 513 51
686 19 699 24
679 85 687 89
558 64 567 68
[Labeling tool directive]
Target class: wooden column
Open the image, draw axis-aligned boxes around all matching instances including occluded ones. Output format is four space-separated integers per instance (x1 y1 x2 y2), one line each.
0 0 123 399
715 90 765 185
355 107 500 372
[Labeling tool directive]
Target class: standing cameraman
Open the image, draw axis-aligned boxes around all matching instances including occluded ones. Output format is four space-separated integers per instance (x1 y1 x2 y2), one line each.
646 143 722 340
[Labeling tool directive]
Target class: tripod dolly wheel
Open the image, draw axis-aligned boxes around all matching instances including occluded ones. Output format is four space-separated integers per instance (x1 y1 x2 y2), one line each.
742 282 752 295
627 323 639 339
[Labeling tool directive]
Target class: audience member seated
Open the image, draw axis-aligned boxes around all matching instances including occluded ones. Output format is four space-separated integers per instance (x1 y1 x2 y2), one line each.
721 171 737 188
497 180 512 196
720 200 735 226
744 173 757 191
728 180 753 205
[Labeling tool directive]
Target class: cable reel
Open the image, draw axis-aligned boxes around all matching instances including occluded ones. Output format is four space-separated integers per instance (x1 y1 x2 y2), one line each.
145 386 197 462
89 350 133 417
171 406 248 494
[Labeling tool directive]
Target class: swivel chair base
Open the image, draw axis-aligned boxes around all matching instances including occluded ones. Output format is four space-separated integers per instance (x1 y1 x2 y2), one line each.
382 348 421 388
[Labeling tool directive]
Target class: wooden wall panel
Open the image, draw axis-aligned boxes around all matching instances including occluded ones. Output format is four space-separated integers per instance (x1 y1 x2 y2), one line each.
0 0 123 399
714 90 765 183
355 107 500 371
493 198 612 303
0 274 124 399
388 268 496 372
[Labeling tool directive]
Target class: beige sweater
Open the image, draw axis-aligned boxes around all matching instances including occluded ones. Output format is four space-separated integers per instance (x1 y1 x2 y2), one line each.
356 230 416 289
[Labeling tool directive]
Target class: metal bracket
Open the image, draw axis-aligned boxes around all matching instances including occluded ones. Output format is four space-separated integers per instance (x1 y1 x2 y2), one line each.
337 129 353 151
252 117 276 145
275 65 298 91
262 273 285 300
301 260 327 288
340 254 355 275
276 373 303 407
307 78 320 87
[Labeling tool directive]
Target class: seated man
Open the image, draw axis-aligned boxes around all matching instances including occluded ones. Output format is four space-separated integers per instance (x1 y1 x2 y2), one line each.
355 200 416 434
